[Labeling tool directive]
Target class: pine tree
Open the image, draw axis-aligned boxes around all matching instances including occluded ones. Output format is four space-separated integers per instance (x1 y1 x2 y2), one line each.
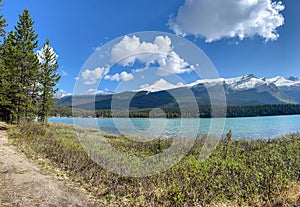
37 39 60 123
0 55 9 121
12 8 40 123
0 0 6 42
1 32 18 122
0 0 8 121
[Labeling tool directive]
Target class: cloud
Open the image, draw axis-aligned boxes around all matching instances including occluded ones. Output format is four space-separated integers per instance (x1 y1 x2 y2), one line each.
61 70 68 76
74 77 80 81
36 44 59 64
55 90 72 99
81 67 109 85
132 68 147 73
157 51 190 76
86 89 99 94
110 35 193 75
75 88 112 95
169 0 285 42
104 71 134 82
140 83 150 89
94 46 102 52
85 89 106 95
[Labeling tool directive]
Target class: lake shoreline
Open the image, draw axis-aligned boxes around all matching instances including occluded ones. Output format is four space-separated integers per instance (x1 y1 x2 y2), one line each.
49 114 300 139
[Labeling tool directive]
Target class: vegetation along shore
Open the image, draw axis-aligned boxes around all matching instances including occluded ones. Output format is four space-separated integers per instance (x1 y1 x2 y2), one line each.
4 121 300 206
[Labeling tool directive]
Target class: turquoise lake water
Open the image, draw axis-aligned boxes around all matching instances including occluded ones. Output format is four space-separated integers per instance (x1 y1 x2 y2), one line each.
49 115 300 139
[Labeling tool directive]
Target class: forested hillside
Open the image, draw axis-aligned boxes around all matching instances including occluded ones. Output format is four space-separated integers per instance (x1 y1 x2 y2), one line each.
51 104 300 118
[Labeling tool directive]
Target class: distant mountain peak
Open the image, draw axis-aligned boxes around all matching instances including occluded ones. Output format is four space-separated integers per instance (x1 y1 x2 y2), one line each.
274 76 285 80
242 74 256 79
153 78 170 85
288 76 300 81
138 79 179 92
267 76 300 87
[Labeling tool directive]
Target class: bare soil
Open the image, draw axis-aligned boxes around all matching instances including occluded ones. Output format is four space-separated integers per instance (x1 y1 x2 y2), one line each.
0 130 97 207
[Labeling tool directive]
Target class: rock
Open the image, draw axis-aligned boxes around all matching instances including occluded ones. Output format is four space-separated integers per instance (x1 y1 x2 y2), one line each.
0 124 9 130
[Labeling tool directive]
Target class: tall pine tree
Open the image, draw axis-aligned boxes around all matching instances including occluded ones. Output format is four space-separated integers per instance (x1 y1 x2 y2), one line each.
37 39 60 123
0 0 8 121
12 8 40 122
1 8 40 123
1 32 18 122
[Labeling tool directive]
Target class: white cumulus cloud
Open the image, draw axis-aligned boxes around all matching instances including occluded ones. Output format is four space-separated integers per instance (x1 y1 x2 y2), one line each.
36 44 58 65
169 0 285 42
81 67 109 85
104 71 134 82
110 35 193 75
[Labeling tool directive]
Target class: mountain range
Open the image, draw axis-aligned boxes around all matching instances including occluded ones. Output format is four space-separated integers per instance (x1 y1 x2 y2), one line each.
56 74 300 110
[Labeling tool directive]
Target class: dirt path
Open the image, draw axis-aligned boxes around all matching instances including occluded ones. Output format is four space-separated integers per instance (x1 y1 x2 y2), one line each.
0 130 97 207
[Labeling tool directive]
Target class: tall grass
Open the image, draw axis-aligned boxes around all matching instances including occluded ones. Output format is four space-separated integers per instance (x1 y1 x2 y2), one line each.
8 122 300 206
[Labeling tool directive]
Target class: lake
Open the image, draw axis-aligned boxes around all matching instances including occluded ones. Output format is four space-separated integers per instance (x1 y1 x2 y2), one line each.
49 115 300 139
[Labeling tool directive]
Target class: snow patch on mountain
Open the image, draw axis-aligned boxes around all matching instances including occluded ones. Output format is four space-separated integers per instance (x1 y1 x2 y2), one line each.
187 74 267 90
228 74 266 90
267 76 300 87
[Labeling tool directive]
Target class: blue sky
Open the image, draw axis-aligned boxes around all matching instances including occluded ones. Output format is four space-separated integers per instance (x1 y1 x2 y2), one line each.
2 0 300 94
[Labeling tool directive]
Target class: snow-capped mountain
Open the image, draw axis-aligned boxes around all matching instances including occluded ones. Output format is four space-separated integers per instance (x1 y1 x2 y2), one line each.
185 74 267 91
137 79 184 92
267 76 300 87
132 74 300 106
139 74 300 92
57 74 300 109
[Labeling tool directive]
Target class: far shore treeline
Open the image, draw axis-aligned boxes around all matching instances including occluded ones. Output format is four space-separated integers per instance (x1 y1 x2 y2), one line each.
0 3 60 123
52 104 300 118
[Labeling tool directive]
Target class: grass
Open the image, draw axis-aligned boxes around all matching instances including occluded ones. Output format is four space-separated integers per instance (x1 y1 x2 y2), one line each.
7 121 300 206
15 169 31 174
